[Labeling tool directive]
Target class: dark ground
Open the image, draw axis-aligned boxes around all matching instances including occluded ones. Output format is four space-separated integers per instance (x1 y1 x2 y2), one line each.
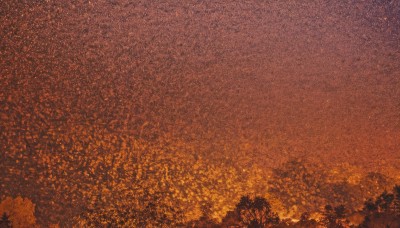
1 0 400 225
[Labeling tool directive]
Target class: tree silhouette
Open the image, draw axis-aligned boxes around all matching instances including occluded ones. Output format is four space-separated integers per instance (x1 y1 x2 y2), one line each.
375 190 394 213
235 196 279 227
322 204 348 228
360 187 400 228
0 213 12 228
334 205 346 220
363 198 378 213
393 185 400 214
322 205 336 226
221 210 241 227
294 212 318 228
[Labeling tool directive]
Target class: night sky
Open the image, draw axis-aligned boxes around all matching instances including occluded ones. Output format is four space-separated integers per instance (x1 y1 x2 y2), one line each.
1 0 400 225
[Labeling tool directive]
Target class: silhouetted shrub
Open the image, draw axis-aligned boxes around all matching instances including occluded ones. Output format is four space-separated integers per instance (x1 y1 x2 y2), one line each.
235 196 279 227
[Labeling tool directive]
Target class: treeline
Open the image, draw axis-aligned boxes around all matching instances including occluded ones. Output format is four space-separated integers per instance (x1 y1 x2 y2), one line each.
266 159 396 218
187 185 400 227
1 185 399 227
1 117 398 227
1 153 399 227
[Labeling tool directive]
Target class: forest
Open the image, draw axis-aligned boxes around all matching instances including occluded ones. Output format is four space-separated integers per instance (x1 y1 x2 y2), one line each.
1 179 400 227
1 134 400 228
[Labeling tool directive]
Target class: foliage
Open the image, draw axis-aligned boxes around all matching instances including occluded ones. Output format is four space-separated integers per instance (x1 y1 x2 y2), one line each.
294 212 319 228
393 185 400 214
5 123 271 225
268 159 396 218
268 159 328 217
75 193 183 227
235 196 279 227
321 204 349 228
0 213 12 228
360 185 400 228
0 196 37 228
